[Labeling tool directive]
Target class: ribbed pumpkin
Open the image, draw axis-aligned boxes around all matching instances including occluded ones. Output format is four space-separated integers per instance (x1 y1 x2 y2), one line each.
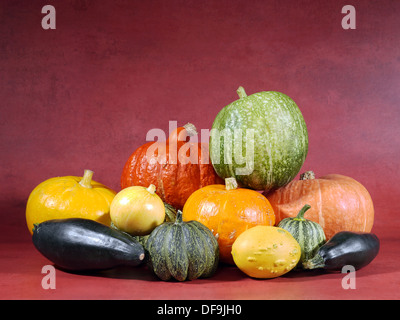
145 210 219 281
121 123 223 210
182 177 275 265
266 171 374 240
277 204 326 265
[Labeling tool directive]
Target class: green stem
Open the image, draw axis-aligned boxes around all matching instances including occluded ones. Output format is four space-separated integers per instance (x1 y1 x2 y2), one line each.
225 177 238 190
79 169 94 188
236 86 247 99
302 254 325 270
164 203 177 222
175 210 183 224
294 204 312 221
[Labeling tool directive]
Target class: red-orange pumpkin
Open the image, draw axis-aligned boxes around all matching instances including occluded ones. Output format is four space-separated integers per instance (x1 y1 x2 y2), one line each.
121 123 223 209
264 171 374 240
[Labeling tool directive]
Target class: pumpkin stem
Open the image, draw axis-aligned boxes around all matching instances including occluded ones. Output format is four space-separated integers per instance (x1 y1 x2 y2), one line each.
237 86 247 99
300 171 315 180
79 169 94 189
225 177 238 190
294 204 311 221
147 184 156 194
183 123 198 137
175 210 183 224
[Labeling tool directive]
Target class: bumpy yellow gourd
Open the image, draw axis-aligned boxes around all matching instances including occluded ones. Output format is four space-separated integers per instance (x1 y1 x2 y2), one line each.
26 170 116 234
231 226 301 278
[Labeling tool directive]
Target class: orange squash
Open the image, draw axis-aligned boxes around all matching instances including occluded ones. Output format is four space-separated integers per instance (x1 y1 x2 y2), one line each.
120 123 223 210
182 177 275 264
265 171 374 240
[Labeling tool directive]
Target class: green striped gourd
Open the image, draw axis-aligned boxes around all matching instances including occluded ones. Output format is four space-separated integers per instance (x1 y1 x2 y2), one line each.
277 204 326 267
209 86 308 192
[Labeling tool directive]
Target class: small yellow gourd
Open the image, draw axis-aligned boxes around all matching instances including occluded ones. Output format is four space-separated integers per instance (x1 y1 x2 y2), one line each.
26 170 116 235
231 226 301 278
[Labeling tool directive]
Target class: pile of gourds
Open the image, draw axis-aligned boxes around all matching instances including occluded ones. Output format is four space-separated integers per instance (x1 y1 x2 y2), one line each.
27 87 380 281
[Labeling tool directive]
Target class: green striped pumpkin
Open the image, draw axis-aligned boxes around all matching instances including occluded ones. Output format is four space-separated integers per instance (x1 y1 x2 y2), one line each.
277 204 326 267
209 87 308 192
145 210 219 281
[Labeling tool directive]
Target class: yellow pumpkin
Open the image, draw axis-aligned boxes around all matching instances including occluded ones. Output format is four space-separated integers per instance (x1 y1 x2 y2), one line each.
110 184 165 236
26 170 116 235
231 226 301 278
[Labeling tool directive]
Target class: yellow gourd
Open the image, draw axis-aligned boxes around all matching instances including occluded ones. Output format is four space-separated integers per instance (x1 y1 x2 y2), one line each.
26 170 116 234
231 226 301 279
110 184 165 236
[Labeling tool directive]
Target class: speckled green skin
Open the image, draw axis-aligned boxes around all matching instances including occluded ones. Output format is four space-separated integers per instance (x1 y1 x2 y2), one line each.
210 90 308 192
145 212 219 281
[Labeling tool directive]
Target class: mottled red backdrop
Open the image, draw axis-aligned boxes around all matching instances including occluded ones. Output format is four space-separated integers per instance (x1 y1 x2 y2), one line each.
1 0 399 242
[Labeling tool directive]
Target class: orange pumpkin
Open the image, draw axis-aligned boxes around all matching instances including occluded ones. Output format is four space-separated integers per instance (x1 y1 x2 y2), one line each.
121 123 223 210
182 177 275 265
265 171 374 240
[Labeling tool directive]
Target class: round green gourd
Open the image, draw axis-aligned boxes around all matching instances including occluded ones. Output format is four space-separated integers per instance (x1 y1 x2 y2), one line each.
277 204 326 266
210 86 308 192
145 210 219 281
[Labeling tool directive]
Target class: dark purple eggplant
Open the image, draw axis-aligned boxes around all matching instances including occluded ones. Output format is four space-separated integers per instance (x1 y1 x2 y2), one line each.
32 218 145 271
302 231 380 271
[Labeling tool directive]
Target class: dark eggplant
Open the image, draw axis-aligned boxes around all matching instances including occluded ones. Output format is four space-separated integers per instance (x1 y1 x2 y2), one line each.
302 231 380 271
32 218 145 271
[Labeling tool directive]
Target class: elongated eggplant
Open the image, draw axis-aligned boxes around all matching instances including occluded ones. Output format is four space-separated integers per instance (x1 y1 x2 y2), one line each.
302 231 380 271
32 218 145 271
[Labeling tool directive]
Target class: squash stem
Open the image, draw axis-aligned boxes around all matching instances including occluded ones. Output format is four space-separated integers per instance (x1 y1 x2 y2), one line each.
294 204 312 221
303 254 325 270
147 184 156 194
225 177 238 190
79 169 94 188
175 210 183 224
300 171 315 180
183 123 198 137
237 86 247 99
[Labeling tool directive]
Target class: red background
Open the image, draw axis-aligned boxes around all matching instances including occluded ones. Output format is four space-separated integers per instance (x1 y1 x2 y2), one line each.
1 0 399 300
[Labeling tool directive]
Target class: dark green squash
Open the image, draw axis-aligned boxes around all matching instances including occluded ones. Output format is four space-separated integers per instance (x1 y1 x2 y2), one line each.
145 210 219 281
32 218 145 271
277 204 326 266
303 231 380 271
